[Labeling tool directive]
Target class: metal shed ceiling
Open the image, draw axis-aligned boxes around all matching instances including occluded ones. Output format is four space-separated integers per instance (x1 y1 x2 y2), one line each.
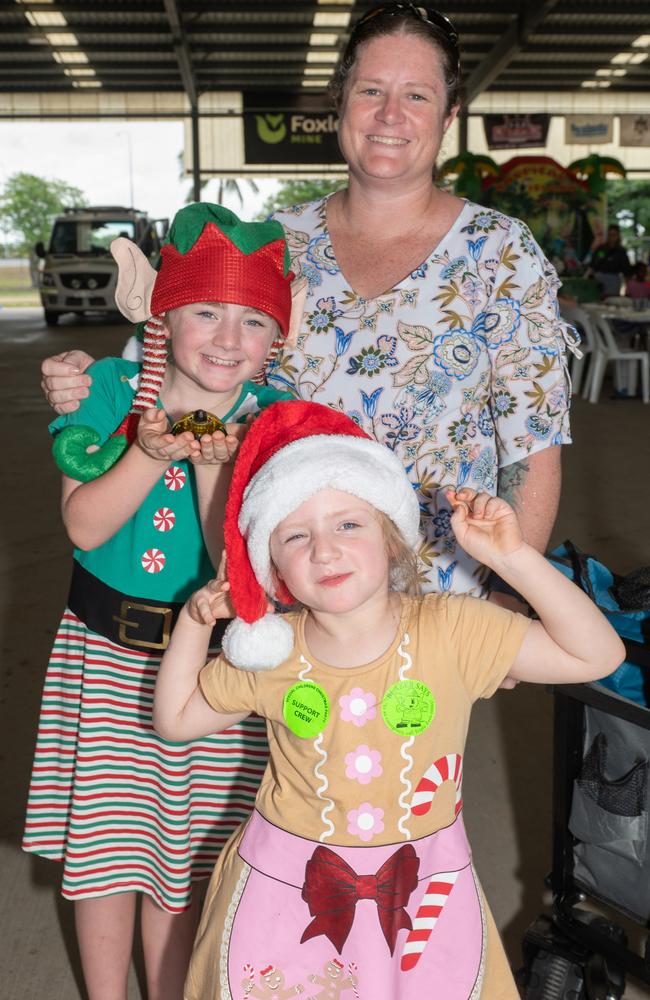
1 1 649 107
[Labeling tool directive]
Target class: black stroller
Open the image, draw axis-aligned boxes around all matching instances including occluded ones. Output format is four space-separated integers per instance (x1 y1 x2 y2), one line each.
518 546 650 999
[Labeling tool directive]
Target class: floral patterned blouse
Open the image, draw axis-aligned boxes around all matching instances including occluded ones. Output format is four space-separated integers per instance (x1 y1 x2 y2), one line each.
269 197 575 596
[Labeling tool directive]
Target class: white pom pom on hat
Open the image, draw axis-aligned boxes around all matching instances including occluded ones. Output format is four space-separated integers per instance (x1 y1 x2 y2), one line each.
222 400 421 671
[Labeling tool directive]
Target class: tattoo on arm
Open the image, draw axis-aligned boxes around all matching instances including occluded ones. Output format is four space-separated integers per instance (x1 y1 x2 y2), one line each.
497 459 529 512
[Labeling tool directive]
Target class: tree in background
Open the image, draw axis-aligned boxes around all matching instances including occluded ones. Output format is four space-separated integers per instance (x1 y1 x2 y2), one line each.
0 171 86 256
213 177 259 208
257 177 346 219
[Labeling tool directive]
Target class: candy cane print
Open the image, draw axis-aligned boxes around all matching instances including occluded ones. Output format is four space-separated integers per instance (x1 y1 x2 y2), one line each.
400 870 460 971
410 753 463 817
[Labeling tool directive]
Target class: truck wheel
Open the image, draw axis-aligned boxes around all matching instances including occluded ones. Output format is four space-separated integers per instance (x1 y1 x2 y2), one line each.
44 310 61 326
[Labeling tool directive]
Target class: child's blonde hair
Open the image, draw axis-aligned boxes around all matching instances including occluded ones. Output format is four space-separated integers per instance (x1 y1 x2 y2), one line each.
376 511 422 596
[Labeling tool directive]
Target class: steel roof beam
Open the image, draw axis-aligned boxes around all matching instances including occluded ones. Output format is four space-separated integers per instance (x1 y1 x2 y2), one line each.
463 0 562 104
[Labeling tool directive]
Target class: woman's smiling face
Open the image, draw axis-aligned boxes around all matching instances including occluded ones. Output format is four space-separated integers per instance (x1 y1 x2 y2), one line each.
337 31 457 188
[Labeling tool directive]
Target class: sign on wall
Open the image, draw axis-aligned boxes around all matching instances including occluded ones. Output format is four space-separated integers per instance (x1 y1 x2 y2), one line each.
483 114 550 149
565 115 614 144
619 114 650 146
243 93 344 165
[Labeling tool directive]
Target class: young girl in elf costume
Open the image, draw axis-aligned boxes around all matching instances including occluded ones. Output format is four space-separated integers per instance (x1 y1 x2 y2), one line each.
154 399 624 1000
23 204 304 1000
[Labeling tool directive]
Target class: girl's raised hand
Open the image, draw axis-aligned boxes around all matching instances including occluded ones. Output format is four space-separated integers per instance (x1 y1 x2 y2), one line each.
136 408 200 463
447 488 523 567
186 553 234 625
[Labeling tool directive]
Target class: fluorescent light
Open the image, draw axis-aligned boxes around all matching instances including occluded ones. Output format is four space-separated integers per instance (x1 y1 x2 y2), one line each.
630 51 649 64
632 35 650 48
306 51 340 63
25 11 66 26
304 66 333 75
72 80 101 88
45 32 79 47
313 12 351 27
611 52 632 64
63 67 96 77
309 33 339 47
52 50 89 64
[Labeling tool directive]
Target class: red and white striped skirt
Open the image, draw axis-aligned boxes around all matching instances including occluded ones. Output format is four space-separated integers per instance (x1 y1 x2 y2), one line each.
22 610 268 913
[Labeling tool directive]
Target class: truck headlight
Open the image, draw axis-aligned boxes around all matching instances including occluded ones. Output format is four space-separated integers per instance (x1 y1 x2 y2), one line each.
41 273 56 287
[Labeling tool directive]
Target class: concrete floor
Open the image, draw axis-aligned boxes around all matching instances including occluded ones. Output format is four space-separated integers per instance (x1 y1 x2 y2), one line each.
1 307 648 999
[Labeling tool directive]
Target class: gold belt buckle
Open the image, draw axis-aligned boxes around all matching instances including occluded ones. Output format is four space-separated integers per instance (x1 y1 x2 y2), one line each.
113 601 173 650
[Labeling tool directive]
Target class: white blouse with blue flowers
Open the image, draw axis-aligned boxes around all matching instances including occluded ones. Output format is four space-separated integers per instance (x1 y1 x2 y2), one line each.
269 197 574 596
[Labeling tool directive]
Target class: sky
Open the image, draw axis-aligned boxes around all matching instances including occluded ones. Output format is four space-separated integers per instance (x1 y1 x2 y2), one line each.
0 120 279 237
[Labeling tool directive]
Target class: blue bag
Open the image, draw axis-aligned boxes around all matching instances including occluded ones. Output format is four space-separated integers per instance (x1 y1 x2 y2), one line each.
548 541 650 707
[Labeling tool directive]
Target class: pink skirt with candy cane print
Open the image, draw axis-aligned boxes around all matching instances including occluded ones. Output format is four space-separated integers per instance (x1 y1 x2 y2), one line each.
186 809 516 999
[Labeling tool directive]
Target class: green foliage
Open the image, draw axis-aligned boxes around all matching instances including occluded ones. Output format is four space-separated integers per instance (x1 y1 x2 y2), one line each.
257 178 347 219
0 171 87 254
607 178 650 260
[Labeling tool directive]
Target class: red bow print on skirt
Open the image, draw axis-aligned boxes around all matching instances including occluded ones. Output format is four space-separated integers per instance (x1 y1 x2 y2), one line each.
300 844 420 954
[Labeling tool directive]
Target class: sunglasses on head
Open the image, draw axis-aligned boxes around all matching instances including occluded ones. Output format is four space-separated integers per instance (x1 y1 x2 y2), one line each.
353 3 460 67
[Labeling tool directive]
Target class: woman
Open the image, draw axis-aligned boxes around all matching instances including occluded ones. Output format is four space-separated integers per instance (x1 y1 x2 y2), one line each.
41 2 573 601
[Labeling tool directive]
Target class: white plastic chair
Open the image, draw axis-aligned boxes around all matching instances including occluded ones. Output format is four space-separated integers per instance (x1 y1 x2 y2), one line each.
560 304 600 398
584 305 649 404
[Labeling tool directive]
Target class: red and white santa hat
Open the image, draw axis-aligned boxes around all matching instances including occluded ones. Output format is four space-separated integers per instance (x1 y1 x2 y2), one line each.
221 400 421 671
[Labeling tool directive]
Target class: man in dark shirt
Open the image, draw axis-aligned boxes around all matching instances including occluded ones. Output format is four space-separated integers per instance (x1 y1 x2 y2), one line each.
589 223 632 296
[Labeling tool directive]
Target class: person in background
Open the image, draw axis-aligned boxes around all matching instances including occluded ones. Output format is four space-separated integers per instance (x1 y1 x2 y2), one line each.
625 260 650 300
39 2 575 613
587 223 632 297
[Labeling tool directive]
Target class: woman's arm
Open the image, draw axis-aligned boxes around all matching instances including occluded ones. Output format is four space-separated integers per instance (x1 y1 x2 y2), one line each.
154 576 247 742
449 489 625 685
497 446 561 555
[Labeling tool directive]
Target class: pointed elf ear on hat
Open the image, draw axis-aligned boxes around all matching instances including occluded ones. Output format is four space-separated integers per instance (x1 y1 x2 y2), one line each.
286 276 308 348
111 236 157 323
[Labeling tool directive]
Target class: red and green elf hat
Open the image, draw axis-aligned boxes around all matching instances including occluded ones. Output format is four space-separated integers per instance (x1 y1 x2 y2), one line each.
53 203 293 483
151 203 293 335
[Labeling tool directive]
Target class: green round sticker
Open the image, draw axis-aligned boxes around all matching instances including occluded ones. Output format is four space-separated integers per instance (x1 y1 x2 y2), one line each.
283 681 330 739
381 679 435 736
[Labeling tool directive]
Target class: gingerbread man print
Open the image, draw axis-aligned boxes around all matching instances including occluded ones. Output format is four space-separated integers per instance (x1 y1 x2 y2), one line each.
242 963 304 998
307 958 358 999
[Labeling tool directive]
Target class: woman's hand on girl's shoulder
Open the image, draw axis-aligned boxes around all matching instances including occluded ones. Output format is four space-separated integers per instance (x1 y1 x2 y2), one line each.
447 488 523 566
41 350 95 414
136 407 200 463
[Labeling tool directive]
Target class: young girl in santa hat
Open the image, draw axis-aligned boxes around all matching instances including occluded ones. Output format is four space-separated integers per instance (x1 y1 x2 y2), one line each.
154 399 624 1000
23 204 306 1000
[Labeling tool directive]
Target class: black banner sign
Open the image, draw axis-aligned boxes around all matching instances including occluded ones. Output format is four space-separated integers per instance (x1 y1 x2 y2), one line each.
483 114 550 150
243 92 344 165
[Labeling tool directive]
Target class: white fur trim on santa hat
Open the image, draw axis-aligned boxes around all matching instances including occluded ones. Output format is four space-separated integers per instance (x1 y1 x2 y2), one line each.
221 613 295 671
239 434 420 595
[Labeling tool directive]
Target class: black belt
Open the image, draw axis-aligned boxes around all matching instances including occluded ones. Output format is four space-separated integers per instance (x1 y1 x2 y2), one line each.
68 561 229 652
